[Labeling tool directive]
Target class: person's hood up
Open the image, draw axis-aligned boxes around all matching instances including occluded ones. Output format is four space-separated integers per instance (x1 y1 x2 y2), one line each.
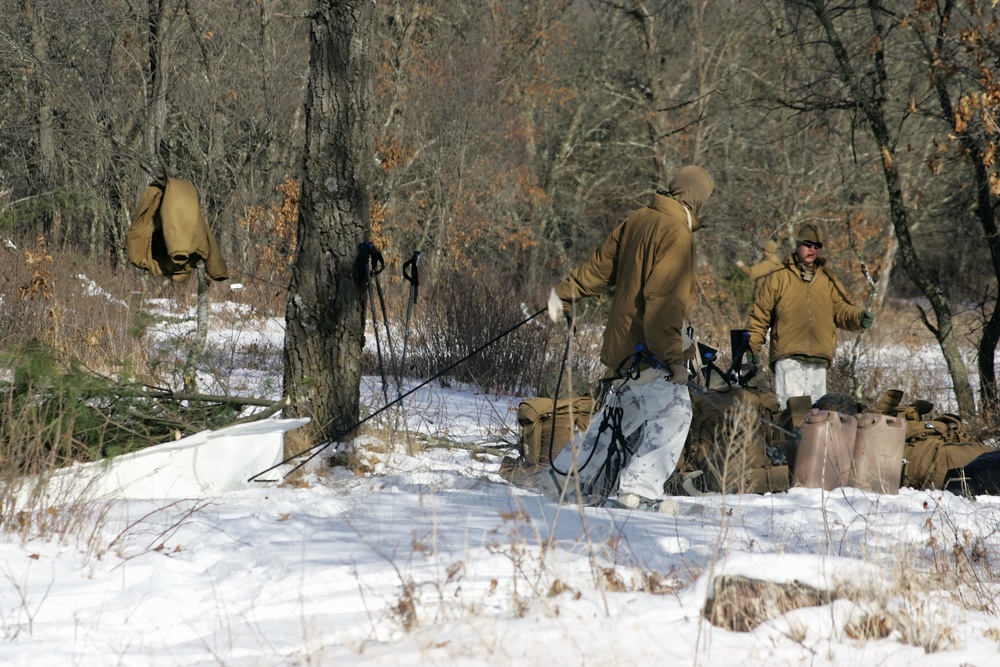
667 165 715 216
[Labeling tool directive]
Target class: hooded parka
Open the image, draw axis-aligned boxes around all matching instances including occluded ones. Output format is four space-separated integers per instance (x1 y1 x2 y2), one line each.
743 253 783 282
126 178 229 283
747 255 864 369
554 166 714 370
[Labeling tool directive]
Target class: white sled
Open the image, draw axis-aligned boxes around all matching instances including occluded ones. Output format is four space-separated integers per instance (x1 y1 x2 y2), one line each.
16 418 309 506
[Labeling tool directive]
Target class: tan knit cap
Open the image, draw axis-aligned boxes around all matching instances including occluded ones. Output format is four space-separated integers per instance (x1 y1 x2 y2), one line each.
795 223 822 245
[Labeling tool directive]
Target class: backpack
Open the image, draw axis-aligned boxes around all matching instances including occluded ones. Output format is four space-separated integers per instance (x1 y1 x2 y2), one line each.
516 396 595 468
684 386 790 494
900 409 994 490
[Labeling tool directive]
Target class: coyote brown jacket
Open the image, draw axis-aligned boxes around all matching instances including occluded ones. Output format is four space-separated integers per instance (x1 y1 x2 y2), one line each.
743 254 783 282
126 178 229 283
554 166 713 370
747 256 863 369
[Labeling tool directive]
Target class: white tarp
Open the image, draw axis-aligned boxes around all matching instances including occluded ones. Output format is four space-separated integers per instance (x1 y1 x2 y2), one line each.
16 418 309 506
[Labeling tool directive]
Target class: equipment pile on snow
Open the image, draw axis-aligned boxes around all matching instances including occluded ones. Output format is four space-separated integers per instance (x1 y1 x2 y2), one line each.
503 329 999 498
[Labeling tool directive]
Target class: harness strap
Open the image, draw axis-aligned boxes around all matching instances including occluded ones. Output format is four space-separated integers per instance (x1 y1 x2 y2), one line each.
592 404 636 498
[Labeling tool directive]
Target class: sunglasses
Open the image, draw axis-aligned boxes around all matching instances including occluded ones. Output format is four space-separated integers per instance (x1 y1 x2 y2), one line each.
800 241 823 250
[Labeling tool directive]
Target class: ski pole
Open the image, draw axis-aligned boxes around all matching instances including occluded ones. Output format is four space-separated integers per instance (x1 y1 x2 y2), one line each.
360 243 390 405
368 246 400 392
399 251 421 393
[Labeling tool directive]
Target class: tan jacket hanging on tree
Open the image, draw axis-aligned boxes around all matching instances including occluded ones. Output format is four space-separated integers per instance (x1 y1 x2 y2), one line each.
126 178 229 282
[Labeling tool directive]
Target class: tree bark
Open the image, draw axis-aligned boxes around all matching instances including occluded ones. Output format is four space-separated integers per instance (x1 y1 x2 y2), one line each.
283 0 375 444
23 0 61 246
920 0 1000 415
626 1 677 187
182 258 210 393
144 0 171 169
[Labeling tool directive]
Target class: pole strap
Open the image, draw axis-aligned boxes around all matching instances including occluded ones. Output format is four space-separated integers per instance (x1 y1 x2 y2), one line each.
402 251 421 303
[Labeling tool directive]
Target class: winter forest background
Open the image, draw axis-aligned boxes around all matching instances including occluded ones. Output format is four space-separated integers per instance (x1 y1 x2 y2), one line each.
4 0 1000 425
7 3 1000 664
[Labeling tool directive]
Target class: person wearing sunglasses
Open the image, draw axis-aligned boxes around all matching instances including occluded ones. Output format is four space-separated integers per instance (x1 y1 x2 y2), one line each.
745 222 875 410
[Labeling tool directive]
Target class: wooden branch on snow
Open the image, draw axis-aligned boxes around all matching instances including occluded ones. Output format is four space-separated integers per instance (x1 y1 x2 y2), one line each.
124 391 291 433
227 397 291 426
140 389 282 408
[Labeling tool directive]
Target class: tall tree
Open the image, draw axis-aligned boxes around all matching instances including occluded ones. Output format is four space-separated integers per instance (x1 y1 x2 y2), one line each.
283 0 375 443
909 0 1000 414
22 0 61 246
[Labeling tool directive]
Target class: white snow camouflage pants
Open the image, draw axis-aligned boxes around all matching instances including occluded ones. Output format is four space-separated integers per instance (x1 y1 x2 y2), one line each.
551 367 692 501
774 357 827 409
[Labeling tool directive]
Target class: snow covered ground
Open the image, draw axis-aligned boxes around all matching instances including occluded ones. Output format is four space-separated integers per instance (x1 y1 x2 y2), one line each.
2 303 1000 666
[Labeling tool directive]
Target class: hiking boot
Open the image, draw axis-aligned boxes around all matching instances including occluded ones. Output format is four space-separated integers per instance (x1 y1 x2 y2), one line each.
523 469 568 502
604 493 677 514
617 493 646 509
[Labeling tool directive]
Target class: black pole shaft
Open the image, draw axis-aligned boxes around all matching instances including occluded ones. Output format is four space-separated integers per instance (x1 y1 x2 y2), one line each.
249 308 547 482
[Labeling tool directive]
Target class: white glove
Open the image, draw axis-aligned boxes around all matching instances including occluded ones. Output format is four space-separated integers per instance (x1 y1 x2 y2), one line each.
547 287 564 323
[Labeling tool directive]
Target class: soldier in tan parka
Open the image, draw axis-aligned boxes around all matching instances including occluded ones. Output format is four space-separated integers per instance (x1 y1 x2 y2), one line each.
737 238 782 283
746 223 873 409
542 165 715 512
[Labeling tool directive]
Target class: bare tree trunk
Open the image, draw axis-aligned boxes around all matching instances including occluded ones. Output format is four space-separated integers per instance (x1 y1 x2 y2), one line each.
946 113 1000 415
23 0 61 246
144 0 172 173
283 0 375 444
628 2 674 186
919 0 1000 415
183 258 210 393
